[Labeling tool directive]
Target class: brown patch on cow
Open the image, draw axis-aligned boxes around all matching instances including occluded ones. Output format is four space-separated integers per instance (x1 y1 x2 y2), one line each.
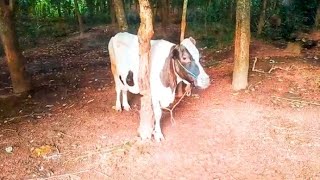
126 70 134 86
173 45 197 84
160 46 177 92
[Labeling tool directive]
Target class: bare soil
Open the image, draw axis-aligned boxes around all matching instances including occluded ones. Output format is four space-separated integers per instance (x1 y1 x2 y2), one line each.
0 26 319 179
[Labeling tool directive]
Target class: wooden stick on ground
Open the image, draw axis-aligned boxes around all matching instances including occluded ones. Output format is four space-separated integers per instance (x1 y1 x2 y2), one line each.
252 57 265 73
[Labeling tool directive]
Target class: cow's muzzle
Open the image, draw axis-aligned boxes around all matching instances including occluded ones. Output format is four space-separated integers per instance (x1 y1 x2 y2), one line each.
195 74 210 89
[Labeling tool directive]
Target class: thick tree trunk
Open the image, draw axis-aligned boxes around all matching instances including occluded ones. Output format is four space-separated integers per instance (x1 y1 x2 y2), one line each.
137 0 154 140
257 0 268 35
74 0 85 37
114 0 128 31
0 1 31 94
180 0 188 42
232 0 250 91
160 0 169 29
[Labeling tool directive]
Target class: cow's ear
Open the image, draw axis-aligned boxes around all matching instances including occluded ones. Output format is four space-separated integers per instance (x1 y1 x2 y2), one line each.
171 45 180 60
189 37 196 45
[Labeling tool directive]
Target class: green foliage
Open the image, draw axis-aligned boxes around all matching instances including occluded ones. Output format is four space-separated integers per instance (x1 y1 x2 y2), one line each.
0 0 318 54
258 0 319 40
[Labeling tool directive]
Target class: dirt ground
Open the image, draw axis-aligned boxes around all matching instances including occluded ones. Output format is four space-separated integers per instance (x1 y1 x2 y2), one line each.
0 26 319 179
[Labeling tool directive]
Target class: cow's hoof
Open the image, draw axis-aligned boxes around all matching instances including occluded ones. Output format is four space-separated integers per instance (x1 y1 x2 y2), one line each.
154 132 164 142
123 105 131 111
112 105 122 112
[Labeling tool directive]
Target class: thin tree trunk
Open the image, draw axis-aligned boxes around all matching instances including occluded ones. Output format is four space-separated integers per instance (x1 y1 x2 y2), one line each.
257 0 268 36
315 3 320 28
153 0 159 24
74 0 85 37
176 0 189 97
57 2 62 17
160 0 169 29
109 0 116 25
0 0 31 93
114 0 128 31
232 0 250 91
180 0 188 42
137 0 154 140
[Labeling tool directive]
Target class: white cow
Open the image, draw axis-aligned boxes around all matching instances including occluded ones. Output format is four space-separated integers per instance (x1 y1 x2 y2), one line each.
108 32 210 141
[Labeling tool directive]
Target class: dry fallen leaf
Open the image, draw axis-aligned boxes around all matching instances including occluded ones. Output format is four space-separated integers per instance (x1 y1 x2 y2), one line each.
31 145 53 157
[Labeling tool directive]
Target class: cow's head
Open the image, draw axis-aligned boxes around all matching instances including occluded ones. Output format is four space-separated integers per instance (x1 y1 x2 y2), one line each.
171 38 210 89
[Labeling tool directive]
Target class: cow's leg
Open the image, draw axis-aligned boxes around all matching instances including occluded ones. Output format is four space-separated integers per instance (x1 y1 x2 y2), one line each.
122 90 131 111
113 78 122 112
153 102 164 142
115 87 122 111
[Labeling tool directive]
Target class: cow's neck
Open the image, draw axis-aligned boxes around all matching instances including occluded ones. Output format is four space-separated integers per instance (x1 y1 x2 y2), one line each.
160 56 177 92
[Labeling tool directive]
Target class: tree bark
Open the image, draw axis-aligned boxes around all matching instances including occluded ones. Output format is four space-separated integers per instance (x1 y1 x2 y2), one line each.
114 0 128 31
175 0 189 97
109 0 116 25
180 0 188 42
74 0 85 37
257 0 268 36
137 0 154 140
232 0 250 91
57 2 62 17
0 0 31 94
160 0 169 30
316 3 320 28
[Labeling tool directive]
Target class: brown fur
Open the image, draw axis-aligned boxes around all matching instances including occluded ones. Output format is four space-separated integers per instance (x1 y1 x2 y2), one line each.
126 70 134 86
160 46 177 92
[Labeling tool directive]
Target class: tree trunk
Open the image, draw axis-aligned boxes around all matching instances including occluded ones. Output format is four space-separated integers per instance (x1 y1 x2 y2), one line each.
257 0 267 36
180 0 188 42
316 3 320 28
175 0 189 97
74 0 85 37
232 0 250 91
109 0 116 25
114 0 128 31
137 0 154 140
57 2 62 17
0 0 31 94
153 0 159 24
160 0 169 29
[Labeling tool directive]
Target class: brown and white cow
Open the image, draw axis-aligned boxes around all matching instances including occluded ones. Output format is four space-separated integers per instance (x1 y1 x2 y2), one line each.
108 32 210 141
